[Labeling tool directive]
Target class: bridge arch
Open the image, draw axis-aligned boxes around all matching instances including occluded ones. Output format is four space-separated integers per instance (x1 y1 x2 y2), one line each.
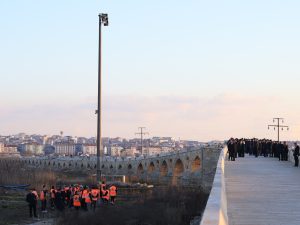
128 164 132 170
148 162 155 173
160 160 168 176
174 159 184 176
137 163 144 174
192 156 201 172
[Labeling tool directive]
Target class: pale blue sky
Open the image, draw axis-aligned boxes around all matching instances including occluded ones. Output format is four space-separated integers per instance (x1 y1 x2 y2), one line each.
1 1 300 140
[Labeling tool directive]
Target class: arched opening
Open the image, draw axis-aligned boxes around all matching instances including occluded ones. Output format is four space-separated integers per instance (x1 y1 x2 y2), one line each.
63 163 65 167
148 162 155 173
69 163 72 167
94 164 97 169
174 159 184 176
160 160 168 176
87 164 90 168
110 165 113 169
192 156 201 172
101 164 105 169
53 162 55 166
137 163 144 174
128 164 132 170
81 163 83 168
118 165 122 170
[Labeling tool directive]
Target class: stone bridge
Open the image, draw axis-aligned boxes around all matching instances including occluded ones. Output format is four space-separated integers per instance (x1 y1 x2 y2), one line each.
3 146 221 191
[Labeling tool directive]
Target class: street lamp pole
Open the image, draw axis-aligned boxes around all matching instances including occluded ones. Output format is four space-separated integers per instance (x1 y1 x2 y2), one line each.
97 13 108 182
268 117 289 142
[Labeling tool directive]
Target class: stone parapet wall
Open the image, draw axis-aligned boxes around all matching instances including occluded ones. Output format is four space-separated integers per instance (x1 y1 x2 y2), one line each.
200 147 228 225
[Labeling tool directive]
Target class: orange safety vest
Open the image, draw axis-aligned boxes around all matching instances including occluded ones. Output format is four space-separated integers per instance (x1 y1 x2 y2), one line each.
82 190 91 203
91 189 98 201
50 189 55 199
40 191 45 200
102 190 110 200
109 186 117 197
73 195 81 207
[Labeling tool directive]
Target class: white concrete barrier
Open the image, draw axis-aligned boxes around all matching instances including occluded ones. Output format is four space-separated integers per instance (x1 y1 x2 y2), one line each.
200 147 228 225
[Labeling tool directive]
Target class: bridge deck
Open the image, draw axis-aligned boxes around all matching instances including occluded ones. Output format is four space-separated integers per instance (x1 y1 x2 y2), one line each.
225 155 300 225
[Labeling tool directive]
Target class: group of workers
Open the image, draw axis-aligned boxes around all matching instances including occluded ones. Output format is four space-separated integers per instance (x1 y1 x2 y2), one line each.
227 138 300 166
26 181 117 218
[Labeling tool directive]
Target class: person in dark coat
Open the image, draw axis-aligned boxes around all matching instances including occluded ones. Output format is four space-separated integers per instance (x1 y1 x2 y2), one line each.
227 138 235 161
54 188 64 211
293 142 299 167
26 188 38 218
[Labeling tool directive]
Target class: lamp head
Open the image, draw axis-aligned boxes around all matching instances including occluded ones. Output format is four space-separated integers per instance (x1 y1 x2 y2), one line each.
100 13 109 26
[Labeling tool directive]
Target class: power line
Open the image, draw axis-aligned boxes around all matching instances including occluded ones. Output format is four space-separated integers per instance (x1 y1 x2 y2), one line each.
135 127 149 154
268 117 289 142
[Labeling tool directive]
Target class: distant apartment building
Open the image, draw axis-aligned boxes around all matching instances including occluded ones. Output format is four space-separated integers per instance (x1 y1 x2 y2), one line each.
0 142 5 153
143 147 162 156
110 146 124 157
5 144 19 153
20 142 44 155
0 143 20 157
120 147 139 158
82 144 97 155
54 141 76 156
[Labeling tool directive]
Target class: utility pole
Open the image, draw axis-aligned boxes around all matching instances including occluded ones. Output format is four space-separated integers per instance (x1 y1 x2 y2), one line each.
96 13 109 183
135 127 149 154
268 117 289 142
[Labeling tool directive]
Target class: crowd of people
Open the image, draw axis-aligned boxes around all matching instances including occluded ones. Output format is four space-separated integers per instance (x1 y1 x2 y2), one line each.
25 181 117 218
227 138 300 166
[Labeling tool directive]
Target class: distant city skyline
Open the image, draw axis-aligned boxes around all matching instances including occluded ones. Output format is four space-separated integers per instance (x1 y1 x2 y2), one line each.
1 1 300 141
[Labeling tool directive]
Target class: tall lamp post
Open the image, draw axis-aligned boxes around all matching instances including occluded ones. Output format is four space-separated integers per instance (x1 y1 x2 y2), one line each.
268 117 289 142
96 13 109 182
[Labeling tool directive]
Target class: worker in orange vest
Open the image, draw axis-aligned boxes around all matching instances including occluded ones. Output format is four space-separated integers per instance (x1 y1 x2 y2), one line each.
109 185 117 204
102 188 110 204
73 192 81 210
50 186 56 209
100 181 106 198
40 184 48 212
81 186 90 211
91 187 99 211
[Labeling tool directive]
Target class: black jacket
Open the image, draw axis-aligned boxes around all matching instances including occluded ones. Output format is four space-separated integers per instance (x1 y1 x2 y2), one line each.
26 192 37 205
294 146 299 157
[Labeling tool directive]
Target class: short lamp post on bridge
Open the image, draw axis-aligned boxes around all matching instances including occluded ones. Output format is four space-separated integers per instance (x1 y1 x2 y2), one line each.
96 13 109 182
268 117 289 142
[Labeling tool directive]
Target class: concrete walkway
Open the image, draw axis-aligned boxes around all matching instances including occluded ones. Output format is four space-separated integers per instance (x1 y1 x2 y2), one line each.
225 155 300 225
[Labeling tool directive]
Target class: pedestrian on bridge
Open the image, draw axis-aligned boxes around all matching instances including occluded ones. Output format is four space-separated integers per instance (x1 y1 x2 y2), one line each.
293 142 299 167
